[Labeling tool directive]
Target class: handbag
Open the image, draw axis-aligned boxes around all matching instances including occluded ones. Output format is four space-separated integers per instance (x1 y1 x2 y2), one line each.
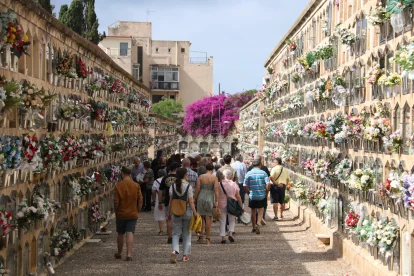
171 184 190 216
213 206 221 221
219 181 243 217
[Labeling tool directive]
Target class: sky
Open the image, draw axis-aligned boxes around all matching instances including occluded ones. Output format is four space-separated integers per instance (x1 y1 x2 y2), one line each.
52 0 309 94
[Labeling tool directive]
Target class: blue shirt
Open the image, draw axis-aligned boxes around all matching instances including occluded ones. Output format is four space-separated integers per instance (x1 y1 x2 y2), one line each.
232 161 247 184
243 168 269 201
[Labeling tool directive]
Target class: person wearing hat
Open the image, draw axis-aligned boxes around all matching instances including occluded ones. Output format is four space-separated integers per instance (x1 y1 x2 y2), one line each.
243 155 270 234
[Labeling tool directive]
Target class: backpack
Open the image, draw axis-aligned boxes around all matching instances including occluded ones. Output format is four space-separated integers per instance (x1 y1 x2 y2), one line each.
171 184 190 216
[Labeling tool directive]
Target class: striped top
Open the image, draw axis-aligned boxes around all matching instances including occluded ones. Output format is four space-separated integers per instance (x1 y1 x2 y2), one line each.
243 168 269 201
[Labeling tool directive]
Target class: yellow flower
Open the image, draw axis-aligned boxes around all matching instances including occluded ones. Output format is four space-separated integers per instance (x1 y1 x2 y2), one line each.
10 34 15 41
11 27 16 33
23 35 29 42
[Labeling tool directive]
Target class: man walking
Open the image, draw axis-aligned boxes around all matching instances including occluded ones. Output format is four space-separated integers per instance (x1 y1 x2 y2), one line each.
131 157 144 182
270 157 290 220
182 158 198 189
243 156 270 234
142 161 154 212
158 162 181 243
247 155 270 223
217 154 238 183
114 167 143 261
232 154 247 223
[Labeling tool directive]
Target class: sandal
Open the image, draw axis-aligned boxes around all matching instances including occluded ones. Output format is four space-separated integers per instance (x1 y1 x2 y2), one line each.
158 231 164 236
197 237 204 244
183 256 189 262
125 256 132 261
206 238 211 246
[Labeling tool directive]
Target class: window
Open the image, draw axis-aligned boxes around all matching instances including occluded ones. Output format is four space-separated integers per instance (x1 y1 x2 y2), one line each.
170 95 175 100
181 48 185 53
155 47 159 53
120 42 128 56
137 46 143 80
394 104 401 132
380 0 393 44
355 14 367 57
150 67 179 90
168 48 171 53
403 104 410 154
132 64 139 80
152 95 164 104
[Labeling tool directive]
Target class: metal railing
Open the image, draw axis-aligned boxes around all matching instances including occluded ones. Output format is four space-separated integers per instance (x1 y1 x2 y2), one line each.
150 81 180 90
103 48 132 57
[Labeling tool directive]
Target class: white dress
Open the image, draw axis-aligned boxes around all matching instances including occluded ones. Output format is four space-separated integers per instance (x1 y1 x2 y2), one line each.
152 177 165 221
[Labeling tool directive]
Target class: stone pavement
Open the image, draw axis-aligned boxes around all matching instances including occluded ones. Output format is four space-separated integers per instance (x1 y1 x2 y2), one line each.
54 208 358 276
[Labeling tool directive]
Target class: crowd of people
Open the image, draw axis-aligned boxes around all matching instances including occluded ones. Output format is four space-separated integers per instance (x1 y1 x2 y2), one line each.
113 150 290 263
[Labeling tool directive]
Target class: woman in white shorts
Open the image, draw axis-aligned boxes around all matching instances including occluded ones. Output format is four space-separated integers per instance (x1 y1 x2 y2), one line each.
153 169 167 235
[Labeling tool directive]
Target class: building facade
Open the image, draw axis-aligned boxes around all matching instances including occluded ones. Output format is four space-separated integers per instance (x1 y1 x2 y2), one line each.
99 21 214 107
0 1 177 275
237 0 414 275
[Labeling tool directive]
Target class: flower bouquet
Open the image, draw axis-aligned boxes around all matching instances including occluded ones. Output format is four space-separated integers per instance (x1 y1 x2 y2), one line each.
365 62 384 84
0 9 30 58
0 79 23 111
51 230 73 257
312 120 328 139
314 159 328 179
91 202 105 223
363 117 391 141
357 219 376 243
345 210 359 228
367 3 390 25
334 159 352 183
291 73 300 83
75 58 89 79
16 199 46 229
334 23 355 46
402 174 414 210
307 186 325 207
40 135 63 169
285 40 296 52
326 114 344 142
56 51 75 78
377 73 402 86
344 115 365 139
348 168 374 192
0 210 12 237
293 178 308 202
301 158 316 174
302 122 315 138
390 35 414 79
1 136 22 170
377 219 398 255
382 129 402 153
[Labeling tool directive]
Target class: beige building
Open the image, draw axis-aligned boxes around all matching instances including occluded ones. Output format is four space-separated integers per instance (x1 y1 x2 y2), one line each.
99 21 214 107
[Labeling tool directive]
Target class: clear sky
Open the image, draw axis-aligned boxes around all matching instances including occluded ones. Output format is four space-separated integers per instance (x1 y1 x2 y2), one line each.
52 0 309 94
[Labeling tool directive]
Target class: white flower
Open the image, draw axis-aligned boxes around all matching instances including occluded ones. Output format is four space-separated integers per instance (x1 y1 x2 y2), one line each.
16 211 24 218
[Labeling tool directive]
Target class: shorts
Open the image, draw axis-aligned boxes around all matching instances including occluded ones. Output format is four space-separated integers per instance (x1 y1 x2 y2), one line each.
270 184 286 204
248 197 267 209
116 217 138 234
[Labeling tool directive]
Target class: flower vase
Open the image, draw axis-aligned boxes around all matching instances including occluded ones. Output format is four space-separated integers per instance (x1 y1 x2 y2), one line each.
385 86 392 98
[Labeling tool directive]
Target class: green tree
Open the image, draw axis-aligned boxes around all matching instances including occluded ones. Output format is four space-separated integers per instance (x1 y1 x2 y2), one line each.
243 89 257 97
36 0 54 14
151 98 184 119
58 4 69 25
84 0 100 44
66 0 84 36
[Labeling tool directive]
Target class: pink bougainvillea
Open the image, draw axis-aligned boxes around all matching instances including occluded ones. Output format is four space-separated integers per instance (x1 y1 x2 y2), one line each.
182 92 253 137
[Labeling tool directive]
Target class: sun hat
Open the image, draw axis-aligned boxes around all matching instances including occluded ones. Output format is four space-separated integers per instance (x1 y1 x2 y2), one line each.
240 212 251 225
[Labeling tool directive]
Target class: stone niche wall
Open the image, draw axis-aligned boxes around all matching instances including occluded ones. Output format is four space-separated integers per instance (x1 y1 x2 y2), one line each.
177 135 235 157
248 0 414 275
0 1 157 275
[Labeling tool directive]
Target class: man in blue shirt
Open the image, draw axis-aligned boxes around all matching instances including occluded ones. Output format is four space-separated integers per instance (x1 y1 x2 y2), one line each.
243 156 270 234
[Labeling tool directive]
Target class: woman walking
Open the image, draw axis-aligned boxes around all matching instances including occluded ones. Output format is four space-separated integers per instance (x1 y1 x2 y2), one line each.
152 169 167 235
218 169 243 244
194 163 219 245
168 168 198 263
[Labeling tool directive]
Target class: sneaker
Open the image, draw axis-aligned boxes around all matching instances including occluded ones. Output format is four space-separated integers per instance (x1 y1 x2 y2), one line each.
170 252 177 264
114 253 122 259
220 240 226 244
125 256 132 261
260 220 267 226
183 256 189 262
251 229 256 233
167 237 172 244
272 217 278 221
228 236 234 243
255 225 261 235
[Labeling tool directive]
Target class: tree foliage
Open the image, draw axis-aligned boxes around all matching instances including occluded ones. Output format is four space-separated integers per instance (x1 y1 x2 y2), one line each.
36 0 54 14
182 91 253 137
151 98 184 119
58 0 105 44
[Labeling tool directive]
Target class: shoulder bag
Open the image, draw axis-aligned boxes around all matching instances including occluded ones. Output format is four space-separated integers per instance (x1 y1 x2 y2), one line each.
171 184 190 216
220 181 243 217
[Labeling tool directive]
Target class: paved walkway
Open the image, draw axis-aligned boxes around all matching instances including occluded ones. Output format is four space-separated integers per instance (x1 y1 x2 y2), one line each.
54 207 358 276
